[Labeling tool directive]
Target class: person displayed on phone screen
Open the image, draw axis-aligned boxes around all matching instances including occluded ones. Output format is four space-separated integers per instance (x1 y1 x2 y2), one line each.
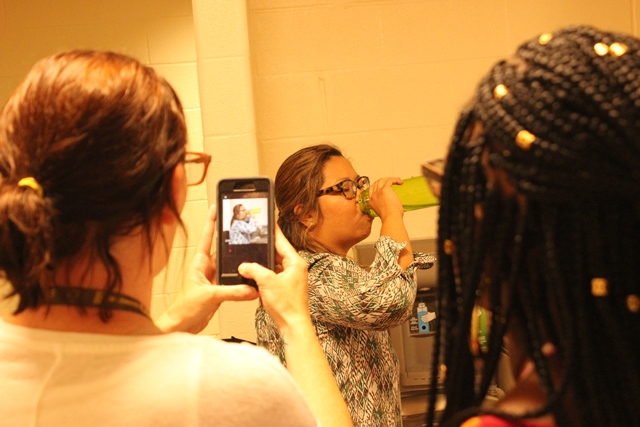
229 203 257 244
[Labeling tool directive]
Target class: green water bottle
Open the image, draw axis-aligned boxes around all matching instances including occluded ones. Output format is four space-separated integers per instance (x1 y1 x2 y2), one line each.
358 176 439 217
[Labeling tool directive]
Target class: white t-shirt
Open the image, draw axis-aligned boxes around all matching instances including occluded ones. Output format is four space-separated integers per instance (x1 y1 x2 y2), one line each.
0 319 318 426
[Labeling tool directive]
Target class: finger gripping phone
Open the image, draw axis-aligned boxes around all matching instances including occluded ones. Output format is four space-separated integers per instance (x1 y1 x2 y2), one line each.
216 177 275 286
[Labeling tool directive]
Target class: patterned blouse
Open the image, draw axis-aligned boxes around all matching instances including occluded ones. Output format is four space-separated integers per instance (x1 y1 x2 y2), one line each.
255 236 435 427
229 218 257 244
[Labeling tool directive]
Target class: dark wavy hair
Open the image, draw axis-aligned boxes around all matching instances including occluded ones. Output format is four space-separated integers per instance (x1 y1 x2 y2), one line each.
0 50 187 321
429 26 640 427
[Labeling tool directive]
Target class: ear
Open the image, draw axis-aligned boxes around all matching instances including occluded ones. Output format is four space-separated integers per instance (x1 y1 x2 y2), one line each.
161 163 187 225
294 204 315 228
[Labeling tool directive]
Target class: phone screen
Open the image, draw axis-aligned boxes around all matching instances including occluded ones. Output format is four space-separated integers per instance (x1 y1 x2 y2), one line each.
217 178 274 285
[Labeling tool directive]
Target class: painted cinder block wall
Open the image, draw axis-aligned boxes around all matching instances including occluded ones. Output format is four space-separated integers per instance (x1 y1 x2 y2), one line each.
247 0 639 245
1 0 638 341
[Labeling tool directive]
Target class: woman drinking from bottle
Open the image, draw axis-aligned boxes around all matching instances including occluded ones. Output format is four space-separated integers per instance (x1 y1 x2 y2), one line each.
256 143 435 427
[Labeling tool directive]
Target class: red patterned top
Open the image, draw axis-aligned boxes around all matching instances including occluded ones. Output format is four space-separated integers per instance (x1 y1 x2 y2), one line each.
461 415 556 427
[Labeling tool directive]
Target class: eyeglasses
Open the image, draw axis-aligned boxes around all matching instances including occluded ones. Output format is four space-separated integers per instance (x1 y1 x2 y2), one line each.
316 176 370 200
421 159 444 199
183 152 212 186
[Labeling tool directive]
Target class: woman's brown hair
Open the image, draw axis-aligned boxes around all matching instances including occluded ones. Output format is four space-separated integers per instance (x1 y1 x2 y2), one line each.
275 144 342 253
0 50 187 320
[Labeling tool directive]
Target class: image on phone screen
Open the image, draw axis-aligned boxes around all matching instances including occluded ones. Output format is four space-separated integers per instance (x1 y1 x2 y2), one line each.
219 192 271 282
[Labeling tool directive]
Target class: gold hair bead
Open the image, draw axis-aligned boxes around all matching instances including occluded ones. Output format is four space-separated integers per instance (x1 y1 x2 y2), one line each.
627 294 640 313
538 33 553 45
493 84 509 100
444 239 455 255
515 130 536 150
591 278 608 297
609 42 628 57
594 42 609 56
439 364 447 380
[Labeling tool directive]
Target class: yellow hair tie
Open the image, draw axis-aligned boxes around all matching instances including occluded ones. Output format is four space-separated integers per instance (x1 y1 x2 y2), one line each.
18 177 44 197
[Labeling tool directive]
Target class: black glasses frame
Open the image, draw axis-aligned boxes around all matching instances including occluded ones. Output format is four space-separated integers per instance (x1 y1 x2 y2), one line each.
183 151 212 186
316 176 370 200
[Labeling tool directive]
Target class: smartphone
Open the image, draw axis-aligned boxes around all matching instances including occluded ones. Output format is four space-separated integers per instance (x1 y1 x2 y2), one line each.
216 177 275 286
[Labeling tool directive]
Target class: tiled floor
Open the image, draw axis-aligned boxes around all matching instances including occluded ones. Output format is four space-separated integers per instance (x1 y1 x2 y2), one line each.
401 391 443 426
402 413 429 427
402 391 444 427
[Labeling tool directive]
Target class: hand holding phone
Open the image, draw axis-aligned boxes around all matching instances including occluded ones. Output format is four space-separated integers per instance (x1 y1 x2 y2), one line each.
156 205 259 333
238 224 309 332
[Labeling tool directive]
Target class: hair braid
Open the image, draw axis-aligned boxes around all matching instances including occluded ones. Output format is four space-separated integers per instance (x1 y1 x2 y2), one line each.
471 189 517 402
433 110 478 423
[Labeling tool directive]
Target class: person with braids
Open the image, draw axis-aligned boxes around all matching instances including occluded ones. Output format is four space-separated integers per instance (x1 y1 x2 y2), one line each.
423 25 640 427
0 50 354 427
256 143 435 427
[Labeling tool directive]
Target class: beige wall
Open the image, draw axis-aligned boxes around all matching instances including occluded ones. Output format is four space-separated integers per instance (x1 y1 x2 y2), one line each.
1 0 639 340
247 0 639 243
191 0 261 340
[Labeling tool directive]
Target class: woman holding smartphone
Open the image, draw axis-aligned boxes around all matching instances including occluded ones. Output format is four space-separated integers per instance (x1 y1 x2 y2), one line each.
0 50 351 427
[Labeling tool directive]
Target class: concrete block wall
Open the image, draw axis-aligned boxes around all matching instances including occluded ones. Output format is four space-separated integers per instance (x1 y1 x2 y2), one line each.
247 0 639 242
191 0 261 341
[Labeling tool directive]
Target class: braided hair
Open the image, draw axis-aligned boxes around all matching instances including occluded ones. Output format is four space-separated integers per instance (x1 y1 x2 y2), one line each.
428 26 640 427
